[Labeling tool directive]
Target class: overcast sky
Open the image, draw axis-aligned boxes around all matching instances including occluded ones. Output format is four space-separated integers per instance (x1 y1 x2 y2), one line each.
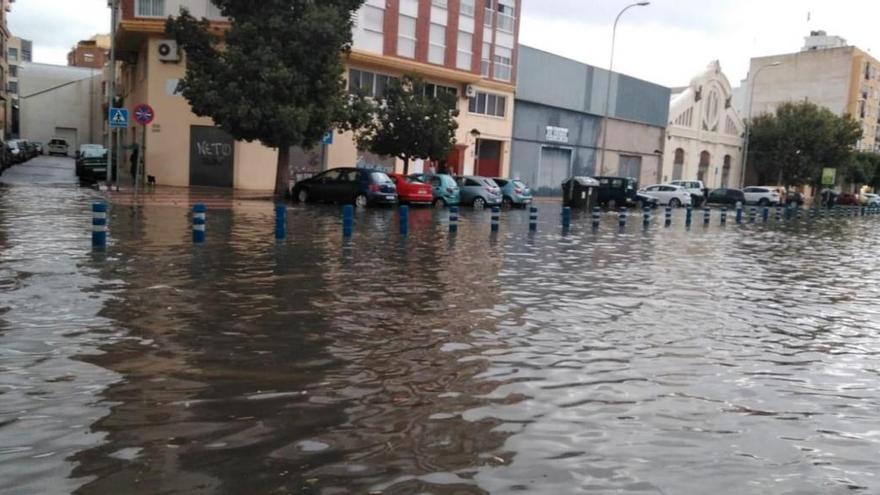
9 0 880 89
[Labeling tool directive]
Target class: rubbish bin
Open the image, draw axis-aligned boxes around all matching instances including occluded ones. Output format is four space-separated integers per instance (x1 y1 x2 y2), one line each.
562 176 600 209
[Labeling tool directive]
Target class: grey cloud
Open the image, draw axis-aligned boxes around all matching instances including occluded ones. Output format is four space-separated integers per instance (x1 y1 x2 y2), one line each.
521 0 726 32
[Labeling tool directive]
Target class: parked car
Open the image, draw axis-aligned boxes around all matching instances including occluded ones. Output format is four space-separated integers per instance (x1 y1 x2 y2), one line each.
455 175 502 208
76 144 107 177
861 193 880 206
388 173 433 205
292 167 397 207
706 188 746 206
0 141 8 170
409 173 460 207
837 192 860 206
6 140 24 164
670 180 707 207
638 184 692 207
493 177 533 208
742 186 781 206
32 142 44 155
77 146 110 183
595 176 640 208
47 138 70 157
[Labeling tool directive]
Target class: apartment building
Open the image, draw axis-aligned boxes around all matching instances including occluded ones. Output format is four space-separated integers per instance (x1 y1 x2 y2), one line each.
0 0 14 139
8 36 32 137
327 0 521 177
68 35 110 69
745 32 880 154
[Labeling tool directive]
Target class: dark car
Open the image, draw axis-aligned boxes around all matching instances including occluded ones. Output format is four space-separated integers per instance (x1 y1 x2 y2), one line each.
595 176 641 208
292 167 397 208
6 140 24 164
837 193 859 206
77 146 110 183
706 188 746 206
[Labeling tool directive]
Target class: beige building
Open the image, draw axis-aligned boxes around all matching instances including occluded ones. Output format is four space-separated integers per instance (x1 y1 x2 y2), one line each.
662 61 744 188
0 1 17 140
745 31 880 154
8 35 33 137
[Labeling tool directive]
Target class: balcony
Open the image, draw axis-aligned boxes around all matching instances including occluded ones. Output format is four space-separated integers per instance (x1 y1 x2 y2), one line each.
129 0 226 21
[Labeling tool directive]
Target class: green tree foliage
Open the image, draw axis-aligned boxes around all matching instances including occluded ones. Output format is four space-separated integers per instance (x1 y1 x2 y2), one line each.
350 75 459 174
748 101 862 188
166 0 364 197
847 152 880 191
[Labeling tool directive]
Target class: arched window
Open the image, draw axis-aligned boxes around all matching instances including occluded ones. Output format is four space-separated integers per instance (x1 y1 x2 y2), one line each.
698 151 710 184
672 148 685 181
721 155 732 187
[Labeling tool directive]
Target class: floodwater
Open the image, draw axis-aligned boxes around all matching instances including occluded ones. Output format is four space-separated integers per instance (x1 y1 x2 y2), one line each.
3 160 880 494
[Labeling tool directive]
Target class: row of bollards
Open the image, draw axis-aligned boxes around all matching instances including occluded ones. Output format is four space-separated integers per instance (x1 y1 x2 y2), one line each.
90 202 880 250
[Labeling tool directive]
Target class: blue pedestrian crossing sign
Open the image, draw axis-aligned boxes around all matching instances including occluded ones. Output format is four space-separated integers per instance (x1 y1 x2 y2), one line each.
108 107 129 128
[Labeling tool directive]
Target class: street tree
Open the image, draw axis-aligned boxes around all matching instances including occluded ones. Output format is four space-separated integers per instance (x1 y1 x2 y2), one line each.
846 151 880 191
350 75 459 174
166 0 364 197
748 101 862 189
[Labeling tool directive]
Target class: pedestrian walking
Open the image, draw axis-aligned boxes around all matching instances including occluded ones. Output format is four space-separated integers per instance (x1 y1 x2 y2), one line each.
129 144 140 186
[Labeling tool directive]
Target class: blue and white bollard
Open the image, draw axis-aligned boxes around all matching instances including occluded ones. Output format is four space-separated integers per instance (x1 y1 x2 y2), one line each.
665 206 672 227
562 206 572 231
192 203 206 244
399 205 409 236
762 207 770 223
749 207 757 223
775 206 782 222
449 206 459 234
592 206 601 229
703 207 711 225
342 204 354 238
529 206 538 231
490 206 500 233
642 207 651 228
720 207 728 225
735 202 743 224
275 203 286 240
686 206 693 227
618 208 627 228
91 202 108 249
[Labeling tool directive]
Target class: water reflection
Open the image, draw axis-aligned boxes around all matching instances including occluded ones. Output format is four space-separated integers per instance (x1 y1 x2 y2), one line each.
2 188 880 494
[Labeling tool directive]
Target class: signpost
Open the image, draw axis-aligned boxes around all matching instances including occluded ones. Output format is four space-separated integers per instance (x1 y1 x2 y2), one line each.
108 108 128 129
821 168 836 187
133 104 155 187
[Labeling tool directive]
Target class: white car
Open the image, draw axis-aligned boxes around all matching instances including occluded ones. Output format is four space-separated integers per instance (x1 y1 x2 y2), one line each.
862 193 880 206
639 184 693 207
742 186 781 206
669 180 706 207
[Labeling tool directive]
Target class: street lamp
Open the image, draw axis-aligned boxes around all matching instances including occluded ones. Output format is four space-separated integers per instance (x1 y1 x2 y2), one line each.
739 61 782 187
598 1 649 176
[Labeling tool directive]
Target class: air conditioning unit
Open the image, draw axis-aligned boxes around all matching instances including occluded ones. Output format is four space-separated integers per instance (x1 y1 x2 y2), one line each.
465 85 477 98
157 40 180 62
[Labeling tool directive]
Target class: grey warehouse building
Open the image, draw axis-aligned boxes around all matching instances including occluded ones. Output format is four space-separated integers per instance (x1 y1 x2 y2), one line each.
511 46 671 195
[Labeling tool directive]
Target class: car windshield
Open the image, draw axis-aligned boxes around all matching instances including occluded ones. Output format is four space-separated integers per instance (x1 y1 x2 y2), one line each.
81 148 106 158
49 139 65 145
405 176 424 184
371 172 392 184
6 141 18 149
513 180 527 188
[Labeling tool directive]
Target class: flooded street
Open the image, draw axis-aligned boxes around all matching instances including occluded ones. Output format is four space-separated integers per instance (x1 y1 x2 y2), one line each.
3 159 880 494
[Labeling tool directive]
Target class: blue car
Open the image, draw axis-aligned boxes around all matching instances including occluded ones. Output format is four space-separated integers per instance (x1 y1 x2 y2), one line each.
455 176 502 209
493 178 533 208
409 173 460 207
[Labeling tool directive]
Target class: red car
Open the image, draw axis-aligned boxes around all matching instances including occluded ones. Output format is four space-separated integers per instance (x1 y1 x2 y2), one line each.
389 173 433 205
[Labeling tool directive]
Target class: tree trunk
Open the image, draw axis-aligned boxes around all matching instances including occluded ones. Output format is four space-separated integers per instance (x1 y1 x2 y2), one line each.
274 144 291 199
402 157 409 175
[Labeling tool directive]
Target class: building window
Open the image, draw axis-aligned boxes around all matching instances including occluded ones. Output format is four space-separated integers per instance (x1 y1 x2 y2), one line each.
428 23 446 65
424 83 458 109
84 53 96 63
468 91 506 117
432 0 448 6
481 42 490 77
398 14 417 58
362 5 385 33
348 68 395 98
496 0 516 32
8 64 17 78
7 81 18 94
457 32 473 71
672 148 685 181
722 155 732 187
8 47 17 62
484 1 494 27
493 46 512 81
136 0 165 17
460 0 476 16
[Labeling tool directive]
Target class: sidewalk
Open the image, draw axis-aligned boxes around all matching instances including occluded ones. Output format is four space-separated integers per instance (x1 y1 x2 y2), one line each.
104 184 277 210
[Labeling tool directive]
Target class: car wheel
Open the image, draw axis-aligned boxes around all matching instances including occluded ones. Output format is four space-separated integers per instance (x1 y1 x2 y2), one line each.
472 197 486 209
502 197 514 209
355 194 369 208
297 188 309 203
669 198 681 208
433 198 446 208
758 198 769 207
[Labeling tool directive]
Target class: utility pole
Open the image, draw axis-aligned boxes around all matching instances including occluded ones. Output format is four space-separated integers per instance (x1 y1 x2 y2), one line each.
107 0 118 186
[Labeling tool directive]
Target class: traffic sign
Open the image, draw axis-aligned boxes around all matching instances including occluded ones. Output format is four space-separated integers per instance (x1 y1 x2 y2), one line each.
108 108 129 128
321 131 333 145
134 104 155 126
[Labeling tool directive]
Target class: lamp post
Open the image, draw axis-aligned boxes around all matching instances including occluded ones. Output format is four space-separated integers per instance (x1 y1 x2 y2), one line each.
739 61 782 187
598 1 649 176
107 0 118 186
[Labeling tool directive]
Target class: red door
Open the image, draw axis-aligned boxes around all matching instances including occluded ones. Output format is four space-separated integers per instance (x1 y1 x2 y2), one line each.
475 140 502 177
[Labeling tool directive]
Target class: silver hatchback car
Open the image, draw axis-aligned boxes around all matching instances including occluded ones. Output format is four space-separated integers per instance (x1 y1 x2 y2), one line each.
455 176 503 208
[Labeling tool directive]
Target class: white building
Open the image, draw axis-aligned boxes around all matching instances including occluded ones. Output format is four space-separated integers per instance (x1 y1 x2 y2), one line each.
661 61 745 188
19 62 103 151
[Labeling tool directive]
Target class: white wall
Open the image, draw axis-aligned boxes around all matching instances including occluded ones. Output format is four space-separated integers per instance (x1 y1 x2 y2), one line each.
20 62 102 151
